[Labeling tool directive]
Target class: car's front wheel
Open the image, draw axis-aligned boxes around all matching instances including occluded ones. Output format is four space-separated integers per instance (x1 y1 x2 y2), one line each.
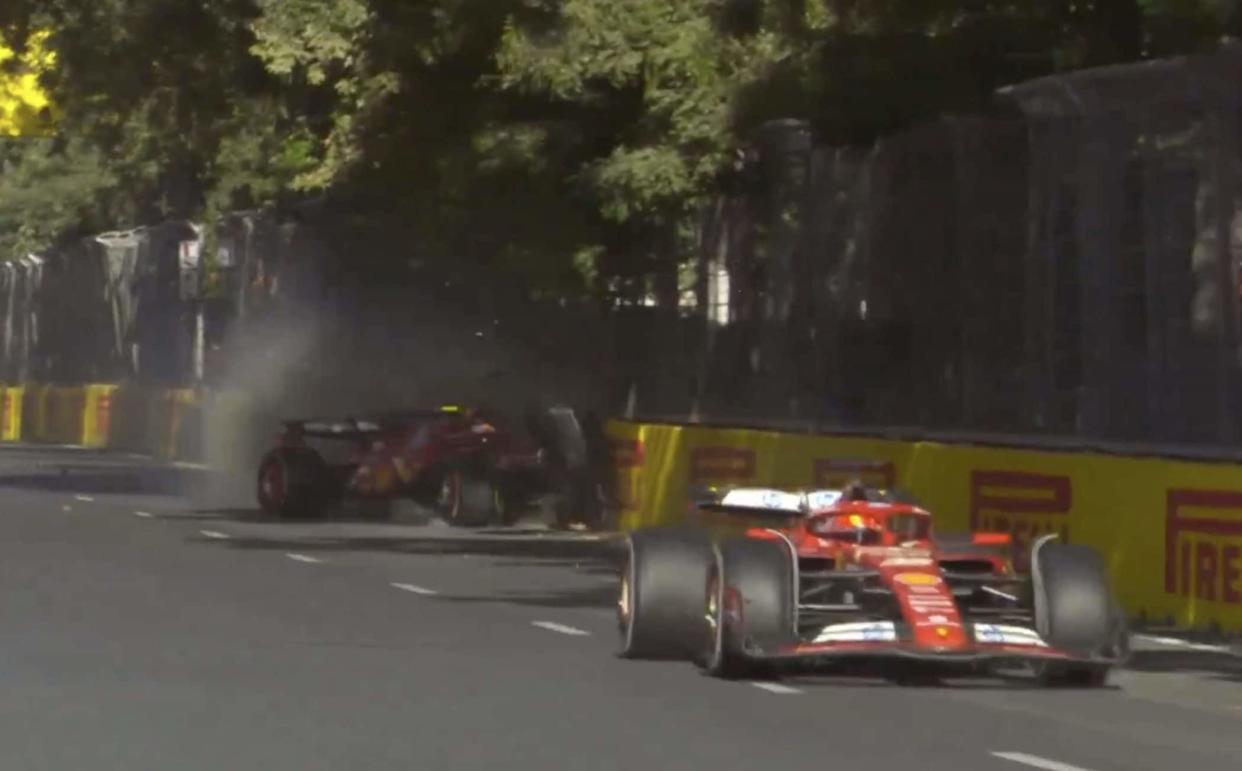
1031 541 1128 687
618 528 714 660
701 536 795 679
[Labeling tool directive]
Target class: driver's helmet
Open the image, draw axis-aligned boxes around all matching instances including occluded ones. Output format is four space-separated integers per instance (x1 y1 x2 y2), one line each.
842 479 870 502
817 512 884 545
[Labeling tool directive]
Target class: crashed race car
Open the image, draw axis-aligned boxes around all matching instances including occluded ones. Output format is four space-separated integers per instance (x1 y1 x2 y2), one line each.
618 484 1129 686
256 404 610 528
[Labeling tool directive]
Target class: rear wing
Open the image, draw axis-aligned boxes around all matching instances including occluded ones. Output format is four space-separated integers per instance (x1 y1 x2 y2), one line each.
279 405 470 441
281 418 387 440
693 487 845 523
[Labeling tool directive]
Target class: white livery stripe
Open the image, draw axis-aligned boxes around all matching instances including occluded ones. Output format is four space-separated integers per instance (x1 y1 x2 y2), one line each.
813 622 897 643
991 751 1096 771
974 624 1049 647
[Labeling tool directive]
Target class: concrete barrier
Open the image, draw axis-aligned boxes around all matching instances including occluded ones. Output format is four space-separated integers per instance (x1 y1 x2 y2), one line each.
0 383 218 464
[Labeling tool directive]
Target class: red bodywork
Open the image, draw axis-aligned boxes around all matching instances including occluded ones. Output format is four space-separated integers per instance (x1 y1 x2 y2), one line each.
275 407 543 499
713 495 1102 668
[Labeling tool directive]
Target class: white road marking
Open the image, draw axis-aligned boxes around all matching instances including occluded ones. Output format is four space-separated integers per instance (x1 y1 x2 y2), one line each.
199 530 229 540
531 621 590 637
74 494 95 502
1134 634 1236 654
134 511 153 518
61 505 71 512
285 553 322 564
750 682 801 695
391 582 439 596
991 751 1095 771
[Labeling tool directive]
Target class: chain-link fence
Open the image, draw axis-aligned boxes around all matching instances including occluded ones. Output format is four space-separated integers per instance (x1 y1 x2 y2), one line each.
630 42 1242 452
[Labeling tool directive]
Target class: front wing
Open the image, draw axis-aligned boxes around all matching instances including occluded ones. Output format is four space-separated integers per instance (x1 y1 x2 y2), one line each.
742 622 1122 670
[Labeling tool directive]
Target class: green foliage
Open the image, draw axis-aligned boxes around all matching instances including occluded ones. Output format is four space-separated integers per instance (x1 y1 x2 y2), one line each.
494 0 793 223
0 0 1237 301
0 137 117 256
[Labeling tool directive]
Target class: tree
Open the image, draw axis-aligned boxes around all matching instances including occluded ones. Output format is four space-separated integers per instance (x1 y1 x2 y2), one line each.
1 0 1238 296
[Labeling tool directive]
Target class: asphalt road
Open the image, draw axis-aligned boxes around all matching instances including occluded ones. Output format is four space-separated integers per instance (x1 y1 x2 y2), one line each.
0 446 1239 771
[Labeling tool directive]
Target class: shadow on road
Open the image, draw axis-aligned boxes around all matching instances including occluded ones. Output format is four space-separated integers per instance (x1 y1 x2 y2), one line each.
214 531 623 562
430 584 618 611
204 528 623 611
0 466 202 496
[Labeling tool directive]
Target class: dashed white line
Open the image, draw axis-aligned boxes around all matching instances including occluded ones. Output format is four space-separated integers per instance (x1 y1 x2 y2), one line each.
750 682 801 695
199 530 229 540
991 751 1095 771
134 511 153 519
73 494 95 502
285 553 322 564
391 582 439 596
531 621 590 637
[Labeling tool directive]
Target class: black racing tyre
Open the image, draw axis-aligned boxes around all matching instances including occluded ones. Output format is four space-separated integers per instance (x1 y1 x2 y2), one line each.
1032 542 1127 687
618 528 714 660
701 536 796 679
357 497 393 521
257 447 328 519
439 468 503 527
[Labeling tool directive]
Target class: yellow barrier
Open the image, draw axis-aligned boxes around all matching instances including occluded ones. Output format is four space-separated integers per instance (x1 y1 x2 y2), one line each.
606 420 1242 633
45 387 86 444
162 388 200 461
0 385 23 440
20 384 49 442
105 386 155 453
0 382 227 465
81 385 118 448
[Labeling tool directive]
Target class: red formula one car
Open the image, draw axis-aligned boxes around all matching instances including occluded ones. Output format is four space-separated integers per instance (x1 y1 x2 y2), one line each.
256 405 608 527
618 484 1129 685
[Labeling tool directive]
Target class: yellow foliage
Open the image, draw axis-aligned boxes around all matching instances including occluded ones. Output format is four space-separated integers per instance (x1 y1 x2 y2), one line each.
0 30 56 137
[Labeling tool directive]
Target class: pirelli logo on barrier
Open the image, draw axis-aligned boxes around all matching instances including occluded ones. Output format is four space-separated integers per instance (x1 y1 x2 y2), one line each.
609 439 644 510
969 470 1072 553
689 447 756 483
609 439 644 470
813 458 897 489
1164 489 1242 605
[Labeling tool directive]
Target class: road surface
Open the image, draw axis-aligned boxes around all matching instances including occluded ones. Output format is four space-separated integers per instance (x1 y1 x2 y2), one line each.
0 446 1238 771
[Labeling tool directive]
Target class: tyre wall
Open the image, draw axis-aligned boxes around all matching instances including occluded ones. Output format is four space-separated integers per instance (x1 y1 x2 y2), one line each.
605 419 1242 633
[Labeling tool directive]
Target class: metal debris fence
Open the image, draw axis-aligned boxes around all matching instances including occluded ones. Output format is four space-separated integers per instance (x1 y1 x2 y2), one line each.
2 44 1241 452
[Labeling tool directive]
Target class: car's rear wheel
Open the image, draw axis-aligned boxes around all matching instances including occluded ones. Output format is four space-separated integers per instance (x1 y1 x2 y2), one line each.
618 529 714 660
701 537 795 679
439 468 503 527
1032 542 1128 687
257 447 327 519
